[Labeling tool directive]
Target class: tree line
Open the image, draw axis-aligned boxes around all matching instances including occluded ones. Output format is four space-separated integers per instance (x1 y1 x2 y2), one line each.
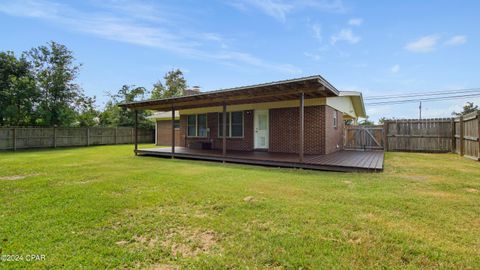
0 41 188 128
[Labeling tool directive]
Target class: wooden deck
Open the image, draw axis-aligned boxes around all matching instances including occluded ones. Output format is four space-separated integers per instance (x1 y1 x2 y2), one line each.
136 147 384 172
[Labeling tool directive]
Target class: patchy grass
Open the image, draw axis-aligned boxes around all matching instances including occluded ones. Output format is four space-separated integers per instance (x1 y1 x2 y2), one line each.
0 145 479 269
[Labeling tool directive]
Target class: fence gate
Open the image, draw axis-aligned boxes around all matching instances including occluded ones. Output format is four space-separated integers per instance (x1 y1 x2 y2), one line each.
344 125 384 150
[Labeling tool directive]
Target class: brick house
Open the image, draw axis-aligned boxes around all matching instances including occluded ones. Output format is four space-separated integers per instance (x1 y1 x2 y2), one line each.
121 75 375 171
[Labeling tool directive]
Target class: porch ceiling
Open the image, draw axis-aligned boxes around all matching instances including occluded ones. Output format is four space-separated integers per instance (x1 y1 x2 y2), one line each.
119 75 339 111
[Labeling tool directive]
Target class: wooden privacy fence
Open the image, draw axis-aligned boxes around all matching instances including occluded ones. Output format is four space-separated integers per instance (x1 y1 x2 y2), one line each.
0 127 155 151
344 125 384 150
344 111 479 161
454 112 480 160
383 118 453 153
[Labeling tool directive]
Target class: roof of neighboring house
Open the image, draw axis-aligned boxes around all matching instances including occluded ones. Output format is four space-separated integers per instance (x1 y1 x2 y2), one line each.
148 111 180 120
119 75 340 111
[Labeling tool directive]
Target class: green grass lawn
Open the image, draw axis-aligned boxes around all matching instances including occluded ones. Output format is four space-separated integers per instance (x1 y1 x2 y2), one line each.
0 145 479 269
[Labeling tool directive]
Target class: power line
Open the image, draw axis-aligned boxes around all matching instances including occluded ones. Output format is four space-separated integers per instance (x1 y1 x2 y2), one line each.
364 87 480 100
366 93 480 106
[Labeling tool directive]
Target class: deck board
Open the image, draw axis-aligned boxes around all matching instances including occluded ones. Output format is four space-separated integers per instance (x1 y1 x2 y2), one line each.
136 147 384 172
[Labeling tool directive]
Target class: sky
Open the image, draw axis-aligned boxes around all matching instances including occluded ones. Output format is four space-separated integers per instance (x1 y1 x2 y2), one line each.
1 0 479 122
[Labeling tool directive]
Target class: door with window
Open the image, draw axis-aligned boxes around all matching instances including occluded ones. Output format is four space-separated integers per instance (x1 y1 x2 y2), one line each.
254 110 269 149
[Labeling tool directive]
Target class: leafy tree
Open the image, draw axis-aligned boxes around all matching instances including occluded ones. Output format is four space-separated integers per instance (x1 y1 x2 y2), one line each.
75 95 99 127
378 117 387 124
25 41 83 127
151 69 187 99
0 51 38 126
452 102 478 116
358 116 375 126
100 85 152 128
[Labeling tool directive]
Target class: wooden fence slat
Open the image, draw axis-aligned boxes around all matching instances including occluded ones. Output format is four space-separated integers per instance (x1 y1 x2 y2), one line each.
459 116 464 156
0 127 154 151
478 111 480 160
13 128 16 152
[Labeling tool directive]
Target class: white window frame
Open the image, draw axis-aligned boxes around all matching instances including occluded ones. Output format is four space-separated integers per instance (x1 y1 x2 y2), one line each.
218 111 244 138
186 114 208 138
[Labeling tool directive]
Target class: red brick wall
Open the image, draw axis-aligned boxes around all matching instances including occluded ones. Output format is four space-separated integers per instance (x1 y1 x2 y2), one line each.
324 106 344 154
180 110 254 151
179 105 343 154
269 106 327 154
156 120 181 146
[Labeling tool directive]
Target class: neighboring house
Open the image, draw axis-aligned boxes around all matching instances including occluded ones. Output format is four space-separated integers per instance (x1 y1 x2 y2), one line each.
123 75 366 157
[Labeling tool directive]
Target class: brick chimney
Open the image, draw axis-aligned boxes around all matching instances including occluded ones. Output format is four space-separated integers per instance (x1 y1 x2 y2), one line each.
183 86 201 96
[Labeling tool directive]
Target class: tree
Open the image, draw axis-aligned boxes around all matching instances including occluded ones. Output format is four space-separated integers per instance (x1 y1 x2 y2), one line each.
358 116 375 126
378 117 387 124
75 96 99 127
99 85 152 128
151 69 187 99
452 102 478 116
0 51 38 126
25 41 83 127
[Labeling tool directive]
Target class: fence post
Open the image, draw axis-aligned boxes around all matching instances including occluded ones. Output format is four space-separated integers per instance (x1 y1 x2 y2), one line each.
12 128 16 152
450 118 455 153
459 116 464 156
114 127 118 144
86 127 90 146
53 126 57 148
383 121 388 151
477 111 480 160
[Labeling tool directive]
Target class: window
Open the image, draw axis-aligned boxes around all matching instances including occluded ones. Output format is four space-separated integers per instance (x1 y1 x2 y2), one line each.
197 114 207 137
187 114 207 137
218 111 244 138
174 120 180 129
333 110 338 128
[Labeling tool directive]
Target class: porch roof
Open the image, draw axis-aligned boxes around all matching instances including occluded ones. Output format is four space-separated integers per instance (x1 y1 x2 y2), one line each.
119 75 339 111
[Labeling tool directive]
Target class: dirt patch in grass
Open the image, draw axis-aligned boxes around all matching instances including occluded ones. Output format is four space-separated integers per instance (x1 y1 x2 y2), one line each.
243 196 255 202
149 264 179 270
0 174 37 180
416 190 459 199
465 188 478 193
400 174 430 182
162 228 220 257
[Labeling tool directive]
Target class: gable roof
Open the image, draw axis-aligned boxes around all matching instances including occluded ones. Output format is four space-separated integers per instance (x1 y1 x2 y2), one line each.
338 91 367 118
119 75 340 111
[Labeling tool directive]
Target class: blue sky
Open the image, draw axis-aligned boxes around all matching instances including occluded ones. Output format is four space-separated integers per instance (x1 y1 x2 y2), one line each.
1 0 479 122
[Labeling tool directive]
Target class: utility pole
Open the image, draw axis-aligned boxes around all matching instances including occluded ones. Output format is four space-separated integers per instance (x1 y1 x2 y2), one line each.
419 101 422 119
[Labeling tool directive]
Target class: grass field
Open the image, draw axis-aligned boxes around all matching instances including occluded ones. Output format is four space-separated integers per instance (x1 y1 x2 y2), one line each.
0 145 479 269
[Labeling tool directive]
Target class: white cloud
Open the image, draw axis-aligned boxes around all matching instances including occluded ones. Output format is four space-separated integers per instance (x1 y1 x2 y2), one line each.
445 35 467 46
330 28 360 45
404 35 439 53
0 0 301 75
304 52 322 61
310 23 322 43
390 64 400 73
230 0 346 22
240 0 293 22
348 18 363 26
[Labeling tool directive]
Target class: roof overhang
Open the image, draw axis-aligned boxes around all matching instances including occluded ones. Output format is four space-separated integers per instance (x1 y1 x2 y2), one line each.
338 91 367 118
147 111 180 120
119 75 339 111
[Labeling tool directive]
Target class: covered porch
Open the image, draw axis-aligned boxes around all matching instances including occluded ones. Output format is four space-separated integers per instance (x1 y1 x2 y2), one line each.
136 147 384 172
120 75 378 172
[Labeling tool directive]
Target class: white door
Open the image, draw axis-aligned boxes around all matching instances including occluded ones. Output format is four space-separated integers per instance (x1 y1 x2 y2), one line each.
254 110 269 149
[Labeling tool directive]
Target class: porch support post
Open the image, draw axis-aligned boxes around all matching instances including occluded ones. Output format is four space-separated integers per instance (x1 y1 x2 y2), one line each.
299 92 304 163
222 100 227 163
134 109 138 155
171 106 175 159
